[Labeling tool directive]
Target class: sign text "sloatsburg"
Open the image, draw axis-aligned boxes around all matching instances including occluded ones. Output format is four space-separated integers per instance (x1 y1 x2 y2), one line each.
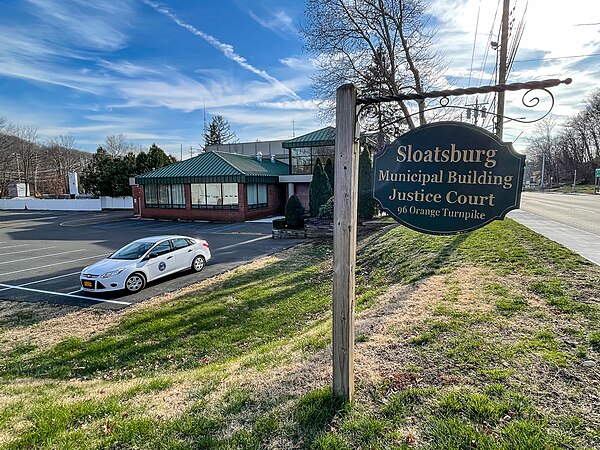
372 122 525 235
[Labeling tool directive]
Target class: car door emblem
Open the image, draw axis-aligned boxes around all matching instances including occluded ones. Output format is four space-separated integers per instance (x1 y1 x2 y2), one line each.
158 262 166 271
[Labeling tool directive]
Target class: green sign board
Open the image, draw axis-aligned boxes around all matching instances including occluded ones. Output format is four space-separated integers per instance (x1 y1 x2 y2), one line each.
373 122 525 235
596 168 600 177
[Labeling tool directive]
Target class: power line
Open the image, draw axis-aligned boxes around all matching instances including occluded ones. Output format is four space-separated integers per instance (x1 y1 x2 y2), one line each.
468 0 482 87
513 52 600 63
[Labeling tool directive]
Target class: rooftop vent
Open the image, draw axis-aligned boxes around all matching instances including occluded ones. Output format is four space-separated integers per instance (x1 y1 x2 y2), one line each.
256 151 263 162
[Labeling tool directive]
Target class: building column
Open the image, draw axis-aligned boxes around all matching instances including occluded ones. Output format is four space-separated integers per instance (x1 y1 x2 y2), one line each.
287 182 295 198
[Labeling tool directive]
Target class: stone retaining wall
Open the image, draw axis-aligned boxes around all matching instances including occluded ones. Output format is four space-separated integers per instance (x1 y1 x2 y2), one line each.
272 229 307 239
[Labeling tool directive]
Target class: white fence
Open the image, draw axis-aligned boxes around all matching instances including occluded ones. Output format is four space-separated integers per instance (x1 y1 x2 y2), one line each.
100 196 133 209
0 196 133 211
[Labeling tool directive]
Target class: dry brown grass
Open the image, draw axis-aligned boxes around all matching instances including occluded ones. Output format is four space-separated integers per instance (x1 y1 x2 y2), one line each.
0 243 598 448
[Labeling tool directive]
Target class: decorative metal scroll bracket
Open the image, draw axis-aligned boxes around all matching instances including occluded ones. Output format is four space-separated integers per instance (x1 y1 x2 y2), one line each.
357 78 572 132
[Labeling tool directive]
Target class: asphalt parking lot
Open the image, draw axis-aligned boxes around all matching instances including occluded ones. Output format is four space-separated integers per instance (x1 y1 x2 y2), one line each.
0 211 299 310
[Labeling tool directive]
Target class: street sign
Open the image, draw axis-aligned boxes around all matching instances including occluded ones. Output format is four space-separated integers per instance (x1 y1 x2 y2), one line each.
373 121 525 235
595 168 600 178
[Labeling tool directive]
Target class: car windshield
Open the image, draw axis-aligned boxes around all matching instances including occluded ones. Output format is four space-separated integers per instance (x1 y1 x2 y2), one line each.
109 242 154 260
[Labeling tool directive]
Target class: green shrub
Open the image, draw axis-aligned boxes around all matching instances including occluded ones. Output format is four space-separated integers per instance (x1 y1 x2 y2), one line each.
272 218 287 230
309 158 333 217
318 196 334 219
324 158 334 191
285 195 305 229
358 147 377 220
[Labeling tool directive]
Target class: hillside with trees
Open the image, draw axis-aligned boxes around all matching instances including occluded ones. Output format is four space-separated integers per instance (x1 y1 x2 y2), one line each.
526 91 600 186
0 117 91 198
0 116 177 198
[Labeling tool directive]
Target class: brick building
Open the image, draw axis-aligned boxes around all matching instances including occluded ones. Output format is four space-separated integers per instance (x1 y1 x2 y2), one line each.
132 127 337 222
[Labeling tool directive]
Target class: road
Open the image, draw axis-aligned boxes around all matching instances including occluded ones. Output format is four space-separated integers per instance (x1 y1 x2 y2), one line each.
518 191 600 235
0 211 298 310
508 191 600 265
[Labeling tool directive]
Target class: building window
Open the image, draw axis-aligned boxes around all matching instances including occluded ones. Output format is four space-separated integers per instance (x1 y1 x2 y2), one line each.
191 183 239 209
291 145 334 174
144 184 185 208
247 183 268 209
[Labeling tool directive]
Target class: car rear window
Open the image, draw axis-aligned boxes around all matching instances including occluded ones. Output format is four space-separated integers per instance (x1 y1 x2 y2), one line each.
172 238 190 250
109 242 154 260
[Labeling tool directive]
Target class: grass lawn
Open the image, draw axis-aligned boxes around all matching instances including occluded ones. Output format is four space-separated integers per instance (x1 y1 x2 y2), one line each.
551 184 598 194
0 219 598 449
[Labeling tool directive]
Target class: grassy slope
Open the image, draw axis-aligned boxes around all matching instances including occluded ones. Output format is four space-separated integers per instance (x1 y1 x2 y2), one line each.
0 219 598 449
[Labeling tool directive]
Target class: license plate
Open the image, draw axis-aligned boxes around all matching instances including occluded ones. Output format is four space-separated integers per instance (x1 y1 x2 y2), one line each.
82 280 94 288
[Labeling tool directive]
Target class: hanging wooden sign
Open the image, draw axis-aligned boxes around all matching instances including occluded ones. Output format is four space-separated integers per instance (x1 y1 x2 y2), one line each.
373 121 525 235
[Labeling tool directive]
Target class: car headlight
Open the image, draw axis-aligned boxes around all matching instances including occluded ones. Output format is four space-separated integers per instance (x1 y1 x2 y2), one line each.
101 268 126 278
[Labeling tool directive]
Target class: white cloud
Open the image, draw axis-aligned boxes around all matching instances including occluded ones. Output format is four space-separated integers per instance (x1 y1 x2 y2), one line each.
0 59 106 95
248 9 297 36
253 100 319 110
430 0 600 150
24 0 134 51
142 0 300 100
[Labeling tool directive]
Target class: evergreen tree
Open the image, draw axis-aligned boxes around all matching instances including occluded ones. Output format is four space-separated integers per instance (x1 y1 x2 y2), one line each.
324 157 334 191
285 194 305 229
309 158 333 217
358 147 377 220
317 196 334 219
81 143 176 196
203 115 237 147
136 143 176 175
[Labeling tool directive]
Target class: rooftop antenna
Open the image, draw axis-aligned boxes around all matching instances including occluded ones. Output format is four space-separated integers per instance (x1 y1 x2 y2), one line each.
292 119 295 138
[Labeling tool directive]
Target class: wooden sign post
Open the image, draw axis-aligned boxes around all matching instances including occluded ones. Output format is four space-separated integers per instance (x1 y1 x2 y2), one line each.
333 84 360 402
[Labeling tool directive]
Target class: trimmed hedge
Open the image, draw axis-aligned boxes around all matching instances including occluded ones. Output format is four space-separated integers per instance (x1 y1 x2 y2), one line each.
285 194 305 229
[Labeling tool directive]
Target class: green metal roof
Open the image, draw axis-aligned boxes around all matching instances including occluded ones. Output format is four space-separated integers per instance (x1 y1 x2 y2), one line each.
135 151 289 185
282 126 335 149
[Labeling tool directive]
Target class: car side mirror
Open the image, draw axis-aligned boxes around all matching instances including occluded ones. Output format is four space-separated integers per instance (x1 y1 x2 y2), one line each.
147 253 158 260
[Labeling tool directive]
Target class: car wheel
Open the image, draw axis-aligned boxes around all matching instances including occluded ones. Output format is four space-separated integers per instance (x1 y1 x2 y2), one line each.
191 255 206 272
125 273 146 293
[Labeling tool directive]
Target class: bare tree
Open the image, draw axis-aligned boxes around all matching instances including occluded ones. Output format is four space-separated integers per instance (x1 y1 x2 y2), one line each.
44 133 85 195
0 117 17 196
301 0 444 138
13 125 40 196
526 116 558 187
104 134 138 157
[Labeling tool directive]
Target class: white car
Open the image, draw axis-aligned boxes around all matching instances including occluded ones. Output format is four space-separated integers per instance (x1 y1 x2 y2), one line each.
80 235 211 293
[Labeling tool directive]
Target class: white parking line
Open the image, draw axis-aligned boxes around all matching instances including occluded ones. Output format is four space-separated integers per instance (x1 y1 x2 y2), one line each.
94 221 147 229
209 224 245 234
0 249 86 265
214 235 272 251
0 271 80 293
0 283 131 305
0 244 30 250
0 254 109 277
0 246 56 257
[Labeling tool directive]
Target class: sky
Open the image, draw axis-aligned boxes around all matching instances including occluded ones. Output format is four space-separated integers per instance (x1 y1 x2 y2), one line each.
0 0 599 158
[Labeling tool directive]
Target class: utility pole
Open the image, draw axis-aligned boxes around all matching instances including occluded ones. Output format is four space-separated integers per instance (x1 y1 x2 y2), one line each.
333 84 360 402
496 0 510 139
